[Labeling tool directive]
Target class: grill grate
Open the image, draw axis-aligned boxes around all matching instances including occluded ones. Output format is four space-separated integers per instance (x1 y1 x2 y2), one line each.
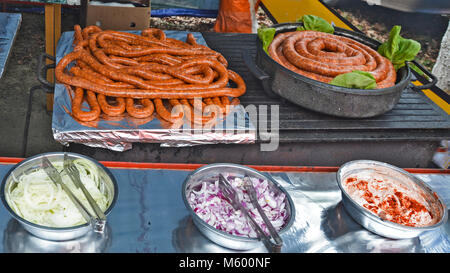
202 32 450 142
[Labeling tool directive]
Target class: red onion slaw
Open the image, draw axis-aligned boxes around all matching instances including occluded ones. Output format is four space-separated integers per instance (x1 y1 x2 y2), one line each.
188 174 288 238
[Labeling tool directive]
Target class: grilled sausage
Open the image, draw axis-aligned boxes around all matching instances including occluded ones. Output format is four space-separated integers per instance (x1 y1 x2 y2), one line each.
56 26 246 125
268 30 396 88
71 88 101 121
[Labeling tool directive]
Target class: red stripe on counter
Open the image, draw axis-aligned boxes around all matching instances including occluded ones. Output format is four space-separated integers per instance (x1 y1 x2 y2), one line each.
101 161 204 171
102 162 341 173
92 161 450 174
0 157 23 164
0 157 448 174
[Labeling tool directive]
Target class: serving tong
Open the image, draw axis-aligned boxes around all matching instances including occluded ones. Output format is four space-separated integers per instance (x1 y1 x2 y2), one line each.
218 174 283 253
41 155 106 233
243 175 283 246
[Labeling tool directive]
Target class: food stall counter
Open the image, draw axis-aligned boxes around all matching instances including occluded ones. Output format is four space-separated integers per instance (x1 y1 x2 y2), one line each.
0 157 448 253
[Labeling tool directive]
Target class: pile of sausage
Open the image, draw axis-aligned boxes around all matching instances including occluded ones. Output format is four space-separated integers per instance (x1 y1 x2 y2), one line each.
55 25 246 123
268 30 396 89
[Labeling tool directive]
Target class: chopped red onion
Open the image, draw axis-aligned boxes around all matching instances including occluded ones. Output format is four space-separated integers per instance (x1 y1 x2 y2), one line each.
189 175 288 238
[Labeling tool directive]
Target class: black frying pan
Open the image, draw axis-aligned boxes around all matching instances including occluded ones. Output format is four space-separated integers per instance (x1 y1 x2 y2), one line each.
243 23 437 118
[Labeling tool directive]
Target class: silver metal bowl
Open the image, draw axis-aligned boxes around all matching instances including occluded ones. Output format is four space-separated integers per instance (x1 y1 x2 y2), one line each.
0 152 118 241
182 163 295 250
337 160 448 239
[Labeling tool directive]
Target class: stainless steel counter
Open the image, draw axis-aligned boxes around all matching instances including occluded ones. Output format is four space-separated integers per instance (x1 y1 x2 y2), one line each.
0 164 448 253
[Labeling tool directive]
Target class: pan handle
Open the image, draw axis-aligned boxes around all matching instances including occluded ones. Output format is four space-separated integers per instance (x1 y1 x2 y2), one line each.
242 51 279 98
408 61 438 91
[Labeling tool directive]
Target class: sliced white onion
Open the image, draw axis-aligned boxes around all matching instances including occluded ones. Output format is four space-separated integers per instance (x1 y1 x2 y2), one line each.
7 159 109 228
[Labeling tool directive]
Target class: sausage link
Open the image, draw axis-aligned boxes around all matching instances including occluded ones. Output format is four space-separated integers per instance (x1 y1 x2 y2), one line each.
73 24 83 46
56 50 246 98
178 99 216 126
97 94 126 116
71 88 101 121
56 26 246 125
133 54 182 66
125 98 155 118
154 98 184 122
188 98 206 113
141 28 166 41
108 55 141 66
81 25 102 40
268 30 396 88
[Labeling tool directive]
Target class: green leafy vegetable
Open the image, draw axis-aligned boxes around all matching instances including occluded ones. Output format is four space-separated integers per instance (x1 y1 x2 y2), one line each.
329 70 377 89
257 27 276 54
296 15 334 34
378 25 421 70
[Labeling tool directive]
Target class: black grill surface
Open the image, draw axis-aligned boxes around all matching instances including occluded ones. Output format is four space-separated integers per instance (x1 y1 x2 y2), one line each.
202 32 450 143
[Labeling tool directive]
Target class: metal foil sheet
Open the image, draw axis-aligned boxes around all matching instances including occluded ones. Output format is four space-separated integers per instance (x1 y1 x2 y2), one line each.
0 13 21 79
52 30 256 151
0 163 448 253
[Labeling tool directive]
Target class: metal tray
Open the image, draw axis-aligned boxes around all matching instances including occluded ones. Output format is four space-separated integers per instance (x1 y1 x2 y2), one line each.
0 13 22 79
51 30 256 151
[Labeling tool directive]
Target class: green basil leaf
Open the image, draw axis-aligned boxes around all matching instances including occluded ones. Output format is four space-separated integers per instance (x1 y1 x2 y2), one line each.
377 25 401 61
329 70 377 89
296 15 334 34
391 37 421 69
378 25 421 71
257 27 276 54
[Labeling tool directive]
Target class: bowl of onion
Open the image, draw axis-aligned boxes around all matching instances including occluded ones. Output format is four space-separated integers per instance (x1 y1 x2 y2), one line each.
182 163 295 250
0 152 118 241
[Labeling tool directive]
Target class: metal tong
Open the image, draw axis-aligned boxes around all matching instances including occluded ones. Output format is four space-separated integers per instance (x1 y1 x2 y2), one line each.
243 175 283 247
41 156 106 233
218 174 282 253
63 154 107 233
